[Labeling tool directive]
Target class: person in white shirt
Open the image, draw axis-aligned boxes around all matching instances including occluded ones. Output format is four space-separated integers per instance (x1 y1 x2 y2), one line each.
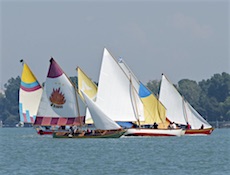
172 122 177 129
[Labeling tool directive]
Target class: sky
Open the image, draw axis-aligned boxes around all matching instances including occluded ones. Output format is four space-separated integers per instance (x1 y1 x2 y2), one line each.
0 0 229 89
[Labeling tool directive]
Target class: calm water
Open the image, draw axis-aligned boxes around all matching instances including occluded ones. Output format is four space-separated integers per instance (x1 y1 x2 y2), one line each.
0 128 229 175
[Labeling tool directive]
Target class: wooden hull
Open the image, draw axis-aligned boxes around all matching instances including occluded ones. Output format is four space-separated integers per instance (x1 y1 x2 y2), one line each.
124 128 185 137
53 130 125 138
185 128 214 136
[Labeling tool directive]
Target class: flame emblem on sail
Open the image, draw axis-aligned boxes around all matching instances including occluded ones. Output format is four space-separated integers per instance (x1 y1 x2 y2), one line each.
49 88 66 108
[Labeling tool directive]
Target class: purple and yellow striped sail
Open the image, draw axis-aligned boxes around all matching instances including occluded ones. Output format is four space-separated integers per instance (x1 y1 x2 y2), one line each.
19 63 43 123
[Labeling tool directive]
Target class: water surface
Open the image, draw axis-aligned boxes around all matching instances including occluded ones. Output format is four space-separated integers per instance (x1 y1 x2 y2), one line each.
0 128 229 175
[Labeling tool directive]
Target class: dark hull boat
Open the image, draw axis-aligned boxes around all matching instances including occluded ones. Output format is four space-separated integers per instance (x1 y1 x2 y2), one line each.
53 129 125 138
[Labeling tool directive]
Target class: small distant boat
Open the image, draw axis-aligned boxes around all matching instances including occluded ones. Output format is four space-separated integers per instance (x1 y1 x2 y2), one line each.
53 91 126 138
159 74 214 136
16 121 24 128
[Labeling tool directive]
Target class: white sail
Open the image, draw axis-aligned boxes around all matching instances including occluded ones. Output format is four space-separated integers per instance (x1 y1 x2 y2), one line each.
159 74 186 125
19 62 43 124
159 74 212 129
38 76 78 117
82 91 121 130
34 58 85 126
185 101 212 129
96 48 144 122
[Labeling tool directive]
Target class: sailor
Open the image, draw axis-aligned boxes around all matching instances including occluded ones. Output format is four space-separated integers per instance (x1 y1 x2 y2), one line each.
153 122 158 129
69 126 74 135
200 124 204 129
186 122 191 129
172 122 177 129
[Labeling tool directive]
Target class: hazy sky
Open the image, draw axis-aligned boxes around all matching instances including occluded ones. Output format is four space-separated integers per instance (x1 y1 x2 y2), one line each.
1 0 229 88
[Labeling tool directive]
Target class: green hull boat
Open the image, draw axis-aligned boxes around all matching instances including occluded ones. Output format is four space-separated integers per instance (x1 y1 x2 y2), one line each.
53 129 125 139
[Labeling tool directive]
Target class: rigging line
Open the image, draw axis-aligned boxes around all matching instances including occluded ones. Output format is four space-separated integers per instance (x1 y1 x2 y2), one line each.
182 97 189 123
130 74 140 127
156 96 165 127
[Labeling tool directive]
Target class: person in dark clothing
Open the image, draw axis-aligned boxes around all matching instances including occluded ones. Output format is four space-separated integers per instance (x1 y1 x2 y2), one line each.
200 124 204 129
153 122 158 129
69 126 74 135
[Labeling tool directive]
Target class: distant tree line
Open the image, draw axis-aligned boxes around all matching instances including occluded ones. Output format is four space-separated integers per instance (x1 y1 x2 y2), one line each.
0 77 20 126
0 72 229 126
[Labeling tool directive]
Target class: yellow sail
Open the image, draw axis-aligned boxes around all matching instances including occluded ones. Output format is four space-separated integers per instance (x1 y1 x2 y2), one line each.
21 63 38 84
137 83 167 128
140 94 166 124
77 67 98 124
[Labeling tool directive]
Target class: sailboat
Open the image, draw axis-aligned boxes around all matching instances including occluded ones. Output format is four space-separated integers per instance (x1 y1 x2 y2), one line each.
95 48 184 137
34 58 85 135
18 60 43 128
159 74 214 135
53 67 125 138
117 58 184 137
53 91 125 138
